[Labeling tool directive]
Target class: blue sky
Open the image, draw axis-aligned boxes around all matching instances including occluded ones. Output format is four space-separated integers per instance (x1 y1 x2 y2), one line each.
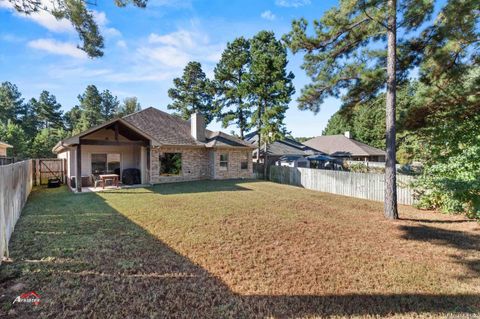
0 0 342 137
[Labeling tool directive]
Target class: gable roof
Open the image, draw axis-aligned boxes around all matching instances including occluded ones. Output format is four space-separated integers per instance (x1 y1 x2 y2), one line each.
244 132 321 156
123 107 253 148
53 107 254 153
303 135 386 157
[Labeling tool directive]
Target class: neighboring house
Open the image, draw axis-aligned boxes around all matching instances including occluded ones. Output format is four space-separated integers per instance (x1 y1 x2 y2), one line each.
0 141 12 157
303 132 386 162
244 132 319 166
53 107 255 192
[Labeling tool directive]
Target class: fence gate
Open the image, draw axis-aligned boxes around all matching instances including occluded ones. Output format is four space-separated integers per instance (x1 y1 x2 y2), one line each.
34 159 65 185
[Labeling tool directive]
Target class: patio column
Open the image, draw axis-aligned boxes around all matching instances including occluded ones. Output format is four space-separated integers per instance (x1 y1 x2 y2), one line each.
76 144 82 192
146 146 150 183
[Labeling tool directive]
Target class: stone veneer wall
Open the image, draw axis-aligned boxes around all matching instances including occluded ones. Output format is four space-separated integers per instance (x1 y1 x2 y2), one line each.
150 146 253 184
211 149 253 180
150 146 210 184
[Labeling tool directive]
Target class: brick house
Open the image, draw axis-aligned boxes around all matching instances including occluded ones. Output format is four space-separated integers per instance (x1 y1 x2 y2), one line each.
53 107 255 192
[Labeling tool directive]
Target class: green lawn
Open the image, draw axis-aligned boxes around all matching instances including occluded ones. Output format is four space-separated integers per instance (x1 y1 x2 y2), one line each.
1 180 479 318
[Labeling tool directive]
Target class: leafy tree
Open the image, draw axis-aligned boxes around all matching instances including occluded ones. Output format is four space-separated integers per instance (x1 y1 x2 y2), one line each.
118 97 141 117
168 61 216 124
31 128 68 158
76 85 103 132
214 37 252 138
7 0 149 58
412 67 480 217
248 31 295 176
0 121 28 158
64 105 82 133
35 91 64 129
322 109 354 136
18 98 39 140
283 0 478 219
0 81 23 125
100 89 120 120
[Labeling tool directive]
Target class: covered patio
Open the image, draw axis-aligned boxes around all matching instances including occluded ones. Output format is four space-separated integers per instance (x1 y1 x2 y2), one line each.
53 118 154 192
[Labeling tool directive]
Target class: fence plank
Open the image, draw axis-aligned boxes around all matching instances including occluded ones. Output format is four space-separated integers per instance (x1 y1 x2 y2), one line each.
269 166 415 205
0 160 33 264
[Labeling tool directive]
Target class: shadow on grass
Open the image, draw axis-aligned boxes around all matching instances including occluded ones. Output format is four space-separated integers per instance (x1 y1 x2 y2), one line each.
399 218 477 224
400 224 480 281
1 184 479 318
100 179 259 196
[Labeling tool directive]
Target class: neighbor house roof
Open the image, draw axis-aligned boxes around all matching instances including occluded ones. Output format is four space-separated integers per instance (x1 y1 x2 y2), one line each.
0 141 13 148
303 135 386 157
53 107 254 153
244 132 321 156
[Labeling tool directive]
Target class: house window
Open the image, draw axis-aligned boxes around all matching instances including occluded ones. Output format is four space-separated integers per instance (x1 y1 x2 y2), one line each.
219 153 229 171
91 153 120 175
241 153 248 169
91 154 107 174
160 153 182 175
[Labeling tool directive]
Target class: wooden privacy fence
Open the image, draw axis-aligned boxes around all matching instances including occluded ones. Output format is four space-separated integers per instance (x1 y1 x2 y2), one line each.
0 160 33 264
269 166 416 205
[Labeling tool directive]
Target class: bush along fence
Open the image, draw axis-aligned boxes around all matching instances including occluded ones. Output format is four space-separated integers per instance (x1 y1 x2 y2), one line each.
269 165 416 205
0 160 33 264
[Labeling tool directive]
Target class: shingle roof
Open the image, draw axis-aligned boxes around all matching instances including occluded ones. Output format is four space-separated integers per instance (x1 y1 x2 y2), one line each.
122 107 202 146
303 135 386 157
54 107 253 153
244 132 320 156
0 141 13 148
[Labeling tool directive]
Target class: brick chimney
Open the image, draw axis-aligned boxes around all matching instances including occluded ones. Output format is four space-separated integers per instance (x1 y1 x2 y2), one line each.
344 131 352 139
191 112 206 142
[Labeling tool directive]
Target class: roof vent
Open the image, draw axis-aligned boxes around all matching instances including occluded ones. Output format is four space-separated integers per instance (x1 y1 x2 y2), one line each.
344 131 352 139
191 112 206 142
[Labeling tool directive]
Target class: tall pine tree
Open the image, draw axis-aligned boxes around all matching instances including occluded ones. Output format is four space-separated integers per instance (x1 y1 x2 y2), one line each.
118 97 141 117
77 85 103 132
35 91 64 129
214 37 252 138
283 0 478 219
248 31 295 177
100 89 120 120
0 82 23 125
168 61 216 124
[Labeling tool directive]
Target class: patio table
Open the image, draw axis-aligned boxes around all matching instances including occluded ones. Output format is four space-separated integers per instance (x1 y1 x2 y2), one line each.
99 174 120 189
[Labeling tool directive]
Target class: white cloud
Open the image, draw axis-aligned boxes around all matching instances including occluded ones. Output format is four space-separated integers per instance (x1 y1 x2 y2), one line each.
148 29 206 48
140 29 223 70
275 0 311 7
0 33 24 43
92 10 122 38
0 0 74 33
116 40 127 48
28 39 87 59
137 46 191 69
261 10 276 21
1 3 120 39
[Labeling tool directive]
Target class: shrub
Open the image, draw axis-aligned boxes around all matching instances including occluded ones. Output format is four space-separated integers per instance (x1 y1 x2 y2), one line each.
413 145 480 219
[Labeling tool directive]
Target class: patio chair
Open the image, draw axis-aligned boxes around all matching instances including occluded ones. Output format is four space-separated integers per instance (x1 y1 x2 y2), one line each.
91 174 104 189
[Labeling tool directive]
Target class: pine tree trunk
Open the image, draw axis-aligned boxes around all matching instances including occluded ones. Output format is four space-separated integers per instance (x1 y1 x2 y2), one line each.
257 128 262 178
384 0 399 220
